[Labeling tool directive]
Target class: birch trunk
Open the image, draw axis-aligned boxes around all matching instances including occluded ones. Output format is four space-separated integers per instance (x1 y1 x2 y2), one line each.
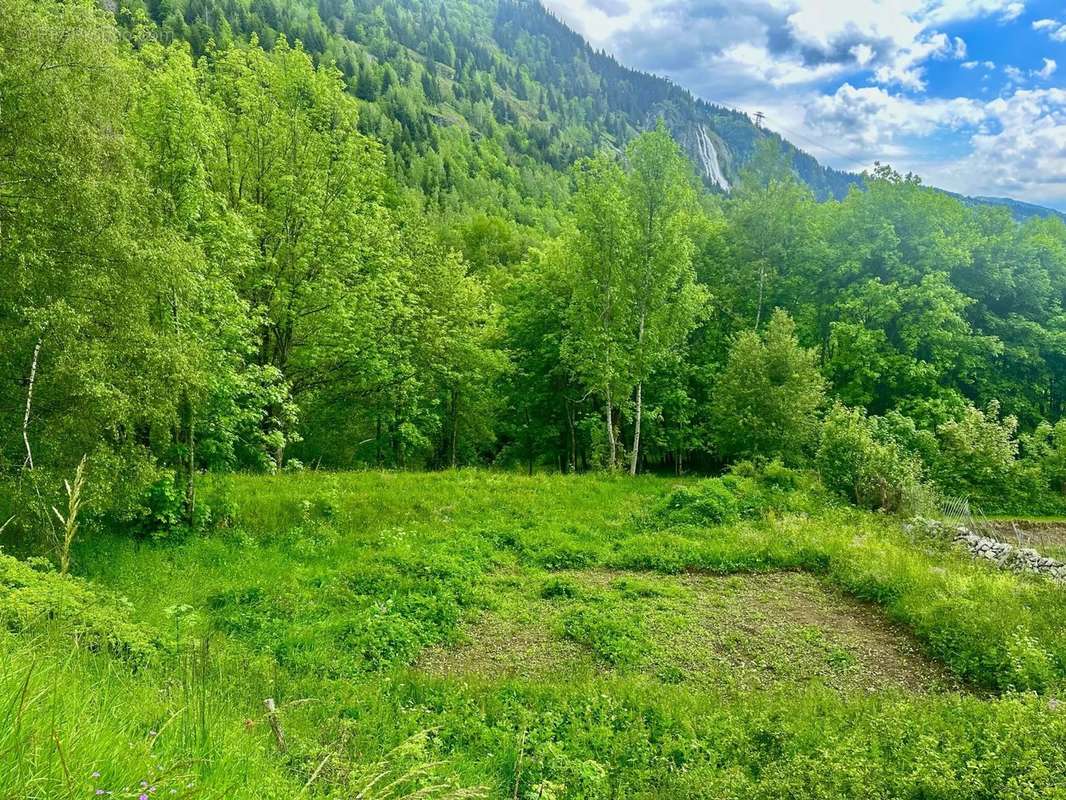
629 380 642 476
629 313 646 476
22 337 41 471
604 389 617 470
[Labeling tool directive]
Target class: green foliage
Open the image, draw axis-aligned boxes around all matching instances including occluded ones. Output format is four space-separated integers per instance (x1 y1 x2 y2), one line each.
816 404 932 513
0 552 157 667
1022 419 1066 502
651 462 820 528
561 604 644 667
935 401 1044 512
711 310 825 465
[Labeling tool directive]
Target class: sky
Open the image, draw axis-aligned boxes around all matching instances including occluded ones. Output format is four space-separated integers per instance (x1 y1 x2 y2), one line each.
541 0 1066 210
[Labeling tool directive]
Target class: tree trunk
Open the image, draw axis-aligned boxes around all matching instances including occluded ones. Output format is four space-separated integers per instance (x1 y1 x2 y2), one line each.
629 380 643 476
449 388 459 469
183 392 195 525
22 337 42 471
755 261 767 330
375 416 382 467
566 400 577 473
629 312 647 476
524 408 534 476
604 389 617 470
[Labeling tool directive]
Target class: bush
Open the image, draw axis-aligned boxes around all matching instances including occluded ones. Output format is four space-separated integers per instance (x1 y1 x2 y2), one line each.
817 404 931 513
0 552 157 667
710 310 825 465
652 462 821 529
653 479 745 527
935 401 1043 512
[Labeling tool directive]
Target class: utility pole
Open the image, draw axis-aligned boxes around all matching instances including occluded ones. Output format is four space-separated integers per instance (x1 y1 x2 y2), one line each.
754 111 765 129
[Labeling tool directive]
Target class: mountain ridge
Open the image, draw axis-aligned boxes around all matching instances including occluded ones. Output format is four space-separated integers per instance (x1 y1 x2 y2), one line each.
120 0 1061 221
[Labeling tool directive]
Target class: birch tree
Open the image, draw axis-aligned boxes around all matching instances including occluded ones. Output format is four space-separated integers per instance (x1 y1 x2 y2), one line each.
561 155 635 470
624 125 705 474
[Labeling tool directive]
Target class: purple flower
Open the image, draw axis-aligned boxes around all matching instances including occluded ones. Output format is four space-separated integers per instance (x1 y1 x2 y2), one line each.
140 794 149 800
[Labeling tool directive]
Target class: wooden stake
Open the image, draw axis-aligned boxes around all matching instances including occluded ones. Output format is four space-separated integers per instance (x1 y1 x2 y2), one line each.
263 698 286 751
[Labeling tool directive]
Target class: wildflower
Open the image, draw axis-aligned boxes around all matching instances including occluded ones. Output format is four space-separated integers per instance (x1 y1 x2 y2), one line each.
91 772 101 779
94 791 105 796
149 730 158 737
140 794 149 800
141 782 149 789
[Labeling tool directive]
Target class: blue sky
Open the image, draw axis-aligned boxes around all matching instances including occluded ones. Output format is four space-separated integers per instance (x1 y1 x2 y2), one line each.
542 0 1066 209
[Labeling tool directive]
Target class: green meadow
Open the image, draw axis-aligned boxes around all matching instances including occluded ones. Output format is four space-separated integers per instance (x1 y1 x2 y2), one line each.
4 471 1065 799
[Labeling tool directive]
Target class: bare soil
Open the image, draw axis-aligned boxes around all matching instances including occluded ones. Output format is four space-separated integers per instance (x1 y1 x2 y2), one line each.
418 570 961 693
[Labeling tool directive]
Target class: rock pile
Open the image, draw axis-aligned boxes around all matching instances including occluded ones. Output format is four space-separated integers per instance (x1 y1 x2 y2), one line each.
904 517 1066 583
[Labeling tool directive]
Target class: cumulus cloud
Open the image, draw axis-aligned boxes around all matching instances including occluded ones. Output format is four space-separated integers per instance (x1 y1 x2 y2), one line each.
1032 18 1066 42
803 84 1066 206
805 83 984 149
1035 58 1057 79
997 2 1025 23
950 88 1066 203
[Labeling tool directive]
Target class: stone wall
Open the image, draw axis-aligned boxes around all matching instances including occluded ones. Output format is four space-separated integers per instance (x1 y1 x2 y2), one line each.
905 518 1066 583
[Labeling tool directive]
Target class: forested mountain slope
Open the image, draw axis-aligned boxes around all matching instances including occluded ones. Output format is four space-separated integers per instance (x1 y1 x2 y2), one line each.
116 0 860 215
119 0 1063 222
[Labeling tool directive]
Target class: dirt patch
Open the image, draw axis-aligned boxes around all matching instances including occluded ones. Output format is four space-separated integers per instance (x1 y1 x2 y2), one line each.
666 571 960 693
419 609 601 681
418 570 961 694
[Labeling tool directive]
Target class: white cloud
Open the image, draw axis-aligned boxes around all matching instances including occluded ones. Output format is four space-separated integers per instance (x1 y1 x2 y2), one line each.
800 84 1066 207
1005 65 1026 82
805 83 984 149
1032 18 1066 42
1035 58 1057 79
948 88 1066 204
997 2 1025 23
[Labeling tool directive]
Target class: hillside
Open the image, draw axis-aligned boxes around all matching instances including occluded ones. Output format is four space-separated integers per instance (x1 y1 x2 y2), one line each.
120 0 1063 220
118 0 860 213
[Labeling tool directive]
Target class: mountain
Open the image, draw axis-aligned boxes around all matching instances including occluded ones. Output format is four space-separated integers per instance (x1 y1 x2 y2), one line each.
958 195 1066 223
118 0 1055 221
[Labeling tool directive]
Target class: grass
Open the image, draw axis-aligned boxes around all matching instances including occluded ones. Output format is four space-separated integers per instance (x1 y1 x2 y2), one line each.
2 469 1066 798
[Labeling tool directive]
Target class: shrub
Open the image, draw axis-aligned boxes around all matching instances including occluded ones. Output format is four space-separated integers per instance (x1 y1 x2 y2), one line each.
935 401 1043 511
816 404 931 513
1021 419 1066 511
653 480 744 527
0 552 157 667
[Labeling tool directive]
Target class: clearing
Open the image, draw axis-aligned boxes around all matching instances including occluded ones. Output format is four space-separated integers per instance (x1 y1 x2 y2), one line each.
420 569 960 693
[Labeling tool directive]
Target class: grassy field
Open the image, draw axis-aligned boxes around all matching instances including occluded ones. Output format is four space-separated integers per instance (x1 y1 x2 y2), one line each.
3 471 1066 799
